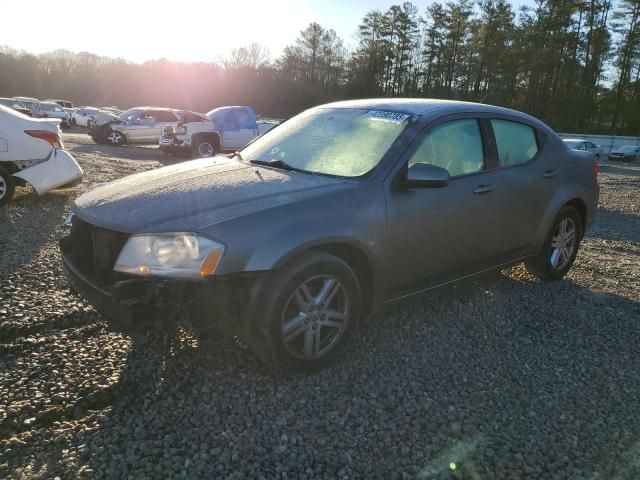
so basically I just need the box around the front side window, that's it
[491,119,538,167]
[242,108,410,177]
[408,119,485,177]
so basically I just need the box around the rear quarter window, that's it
[491,119,539,167]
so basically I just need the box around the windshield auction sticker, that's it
[365,110,410,124]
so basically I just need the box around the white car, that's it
[562,138,603,160]
[72,107,103,127]
[13,96,39,111]
[159,106,278,157]
[608,145,640,162]
[31,102,72,127]
[88,110,120,127]
[45,99,77,119]
[0,105,83,205]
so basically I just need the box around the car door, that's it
[384,116,504,295]
[485,117,560,255]
[125,111,154,142]
[220,109,242,150]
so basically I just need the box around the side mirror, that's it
[406,163,450,188]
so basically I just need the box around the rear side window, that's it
[154,111,178,122]
[491,119,538,167]
[408,119,485,177]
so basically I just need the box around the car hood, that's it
[73,157,350,232]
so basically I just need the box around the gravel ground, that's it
[1,131,639,480]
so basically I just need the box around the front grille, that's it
[64,217,130,286]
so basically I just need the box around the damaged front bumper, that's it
[60,245,265,339]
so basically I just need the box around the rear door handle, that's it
[472,184,496,195]
[542,169,559,179]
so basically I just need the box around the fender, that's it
[530,185,594,255]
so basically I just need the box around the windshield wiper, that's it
[249,158,300,172]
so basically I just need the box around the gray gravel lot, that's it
[1,130,639,479]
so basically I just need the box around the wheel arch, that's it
[564,197,587,236]
[271,239,376,313]
[192,132,221,152]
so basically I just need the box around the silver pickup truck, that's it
[159,106,279,157]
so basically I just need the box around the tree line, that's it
[0,0,638,135]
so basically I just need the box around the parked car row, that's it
[88,105,279,157]
[562,138,639,162]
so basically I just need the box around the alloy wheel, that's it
[0,176,6,200]
[281,275,350,360]
[108,132,122,144]
[550,217,577,270]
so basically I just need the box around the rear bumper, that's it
[13,149,83,195]
[60,243,266,338]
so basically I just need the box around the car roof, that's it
[316,98,549,127]
[319,98,517,115]
[562,138,586,142]
[40,101,61,107]
[132,106,178,111]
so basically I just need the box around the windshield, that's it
[241,108,410,177]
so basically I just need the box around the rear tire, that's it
[250,251,361,374]
[525,206,582,281]
[0,166,16,206]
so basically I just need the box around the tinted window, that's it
[408,119,484,177]
[491,119,538,167]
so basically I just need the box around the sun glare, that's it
[0,0,312,62]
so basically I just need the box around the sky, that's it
[0,0,534,63]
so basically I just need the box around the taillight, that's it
[25,130,63,149]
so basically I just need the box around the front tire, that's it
[192,137,219,158]
[251,251,361,374]
[0,166,16,206]
[525,206,582,281]
[106,129,126,146]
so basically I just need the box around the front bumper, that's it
[61,245,265,338]
[159,136,189,154]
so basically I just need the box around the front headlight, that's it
[113,233,225,278]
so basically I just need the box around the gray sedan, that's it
[60,99,599,373]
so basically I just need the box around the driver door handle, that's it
[472,184,496,195]
[542,169,559,179]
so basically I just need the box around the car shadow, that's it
[29,268,640,479]
[599,163,640,177]
[67,141,178,166]
[587,208,640,244]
